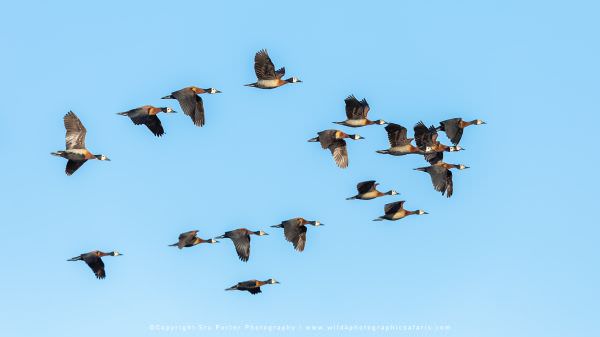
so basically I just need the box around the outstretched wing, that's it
[428,166,453,197]
[414,121,437,149]
[329,139,348,168]
[66,160,87,176]
[131,115,164,137]
[384,201,405,214]
[254,49,277,80]
[64,111,87,149]
[275,67,285,79]
[344,95,370,119]
[440,118,464,145]
[83,255,106,279]
[385,123,409,147]
[283,221,307,252]
[173,89,205,127]
[356,180,377,194]
[231,234,251,262]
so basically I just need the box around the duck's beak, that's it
[215,90,222,93]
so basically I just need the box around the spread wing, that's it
[344,95,370,119]
[173,89,205,127]
[131,114,164,137]
[329,139,348,168]
[275,67,285,79]
[440,118,464,145]
[64,111,87,149]
[254,49,277,80]
[428,166,453,197]
[357,180,377,194]
[83,255,106,279]
[385,123,409,147]
[316,130,336,149]
[248,286,262,295]
[425,151,444,165]
[177,230,199,248]
[384,201,405,214]
[414,121,438,149]
[65,160,87,176]
[283,221,307,252]
[231,234,251,262]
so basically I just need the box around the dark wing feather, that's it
[425,151,443,165]
[64,111,87,149]
[275,67,285,79]
[131,115,164,137]
[344,95,369,119]
[83,254,106,279]
[178,230,198,249]
[385,123,409,147]
[414,121,438,149]
[248,287,262,294]
[316,130,336,149]
[384,201,405,214]
[440,118,463,145]
[254,49,277,80]
[357,180,377,194]
[428,166,453,197]
[329,139,348,168]
[231,234,251,262]
[66,160,86,175]
[283,220,307,252]
[173,89,205,127]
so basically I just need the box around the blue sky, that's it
[1,0,599,336]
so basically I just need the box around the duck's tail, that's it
[346,195,357,200]
[161,94,174,99]
[225,286,237,291]
[116,111,129,116]
[372,217,385,221]
[244,83,258,87]
[168,243,179,248]
[67,255,81,261]
[51,151,65,157]
[376,150,389,154]
[307,137,319,142]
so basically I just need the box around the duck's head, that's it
[449,145,464,152]
[254,230,269,236]
[94,154,110,161]
[457,164,469,170]
[374,119,388,125]
[416,210,428,215]
[207,238,219,244]
[350,134,364,140]
[161,107,176,113]
[389,190,399,196]
[286,77,302,84]
[266,278,280,284]
[309,220,323,226]
[110,251,123,256]
[475,119,486,125]
[206,88,222,94]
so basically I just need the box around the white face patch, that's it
[166,107,173,113]
[391,191,398,195]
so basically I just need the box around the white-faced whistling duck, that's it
[376,123,424,156]
[346,180,399,200]
[215,228,268,262]
[67,250,122,279]
[244,49,301,89]
[414,152,469,198]
[225,279,279,295]
[373,201,427,221]
[437,117,486,145]
[308,130,364,168]
[414,121,463,163]
[161,86,221,127]
[270,217,323,252]
[117,105,176,137]
[51,111,110,175]
[169,230,219,249]
[333,95,386,127]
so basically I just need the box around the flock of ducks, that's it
[56,49,485,294]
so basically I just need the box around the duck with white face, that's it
[334,95,388,127]
[245,49,302,89]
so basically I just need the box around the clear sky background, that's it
[1,1,599,336]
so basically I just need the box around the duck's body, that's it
[437,118,486,145]
[376,123,424,156]
[51,111,110,175]
[333,95,386,128]
[308,129,363,168]
[117,105,175,137]
[67,250,122,279]
[226,278,279,294]
[169,230,219,249]
[162,86,221,127]
[347,180,398,200]
[373,201,427,221]
[215,228,268,262]
[271,217,323,252]
[245,49,301,89]
[415,161,468,198]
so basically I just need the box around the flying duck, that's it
[51,111,110,175]
[169,230,219,249]
[67,250,122,279]
[226,279,279,295]
[373,201,427,221]
[244,49,301,89]
[161,86,221,127]
[414,152,469,198]
[333,95,386,127]
[437,118,486,145]
[346,180,399,200]
[414,121,463,163]
[117,105,176,137]
[376,123,424,156]
[271,217,323,252]
[308,130,364,168]
[215,228,268,262]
